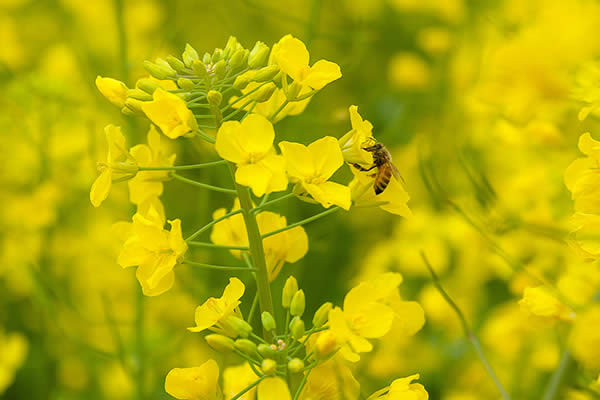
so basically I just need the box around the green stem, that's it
[269,99,289,122]
[183,260,256,272]
[252,192,296,213]
[134,285,145,400]
[223,99,256,122]
[185,209,243,242]
[196,128,216,144]
[421,252,511,400]
[248,293,259,325]
[261,207,340,239]
[223,82,269,111]
[542,350,572,400]
[231,376,266,400]
[293,364,315,400]
[230,163,275,340]
[187,241,249,250]
[138,160,227,171]
[170,172,236,194]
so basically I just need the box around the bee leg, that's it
[352,163,376,172]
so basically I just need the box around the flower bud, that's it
[286,81,302,101]
[126,88,152,101]
[257,343,277,359]
[202,52,212,64]
[315,331,338,357]
[261,359,277,375]
[177,78,195,91]
[261,312,277,332]
[143,60,176,80]
[207,90,223,108]
[224,36,241,58]
[213,59,227,80]
[124,97,145,114]
[248,41,270,69]
[182,43,199,67]
[234,338,258,356]
[287,358,304,374]
[233,71,256,90]
[225,316,253,338]
[96,76,128,108]
[166,56,187,73]
[252,82,276,103]
[254,65,280,82]
[282,276,299,309]
[312,302,332,328]
[289,317,305,340]
[136,78,160,94]
[229,48,248,70]
[290,290,305,317]
[192,60,209,79]
[205,334,235,352]
[212,48,224,63]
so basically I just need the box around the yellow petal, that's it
[165,360,220,400]
[239,114,275,155]
[223,277,245,304]
[137,264,175,296]
[304,181,351,210]
[352,302,394,338]
[236,163,273,197]
[307,136,344,180]
[96,76,128,108]
[279,141,315,179]
[275,35,310,82]
[257,377,291,400]
[216,121,246,164]
[303,59,342,90]
[285,226,308,263]
[391,301,426,336]
[168,219,188,258]
[90,168,112,207]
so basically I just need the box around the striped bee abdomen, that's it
[374,164,392,195]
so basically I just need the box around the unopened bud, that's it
[261,359,277,374]
[316,331,337,357]
[261,312,277,332]
[312,302,332,328]
[254,65,280,82]
[233,71,256,90]
[192,60,209,79]
[282,276,299,309]
[234,339,258,356]
[166,56,187,73]
[287,358,304,373]
[177,78,195,90]
[257,343,277,359]
[143,60,176,80]
[248,41,270,69]
[225,316,253,338]
[229,48,248,70]
[290,317,305,340]
[286,81,302,101]
[290,290,305,317]
[182,43,199,67]
[212,48,224,63]
[213,59,227,80]
[124,97,145,114]
[202,52,212,65]
[252,82,276,103]
[127,88,152,101]
[207,90,223,107]
[224,36,240,58]
[136,78,160,94]
[205,334,235,352]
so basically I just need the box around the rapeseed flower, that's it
[368,374,429,400]
[164,359,221,400]
[142,88,197,139]
[95,76,128,108]
[565,132,600,214]
[519,286,575,321]
[257,377,291,400]
[569,305,600,369]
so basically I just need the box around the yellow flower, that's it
[90,124,137,208]
[0,330,28,395]
[565,133,600,214]
[257,377,291,400]
[572,62,600,120]
[210,200,308,281]
[298,358,360,400]
[568,213,600,260]
[95,76,128,108]
[279,137,351,210]
[349,165,412,217]
[338,105,375,166]
[223,363,259,400]
[116,202,187,296]
[216,114,288,197]
[142,88,197,139]
[128,126,176,205]
[519,286,575,321]
[165,359,221,400]
[188,277,245,337]
[230,83,311,123]
[368,374,428,400]
[272,34,342,91]
[569,305,600,369]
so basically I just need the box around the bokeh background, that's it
[2,0,600,399]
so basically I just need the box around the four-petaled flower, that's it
[165,359,221,400]
[367,374,429,400]
[142,88,198,139]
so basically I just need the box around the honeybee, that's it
[352,139,404,195]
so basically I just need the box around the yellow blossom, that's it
[223,363,259,400]
[165,359,221,400]
[272,34,342,91]
[95,76,128,108]
[90,124,137,208]
[188,277,245,337]
[215,114,288,197]
[368,374,429,400]
[350,166,412,217]
[564,133,600,214]
[572,62,600,120]
[279,137,351,210]
[230,83,311,123]
[257,377,291,400]
[116,202,187,296]
[568,213,600,260]
[519,286,575,321]
[142,88,197,139]
[338,105,375,166]
[299,358,360,400]
[569,305,600,369]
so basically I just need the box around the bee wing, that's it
[389,162,405,184]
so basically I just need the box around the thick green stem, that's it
[229,163,275,341]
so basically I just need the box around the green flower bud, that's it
[312,302,332,328]
[212,48,224,63]
[166,56,187,73]
[248,41,270,69]
[225,316,253,338]
[202,52,212,64]
[121,106,135,116]
[224,36,241,58]
[182,43,199,68]
[257,343,277,359]
[286,81,302,101]
[282,276,299,309]
[177,78,195,91]
[261,359,277,375]
[143,60,176,80]
[192,60,209,79]
[261,311,277,332]
[252,82,276,103]
[205,334,235,352]
[229,48,248,70]
[135,78,160,94]
[290,317,305,340]
[287,358,304,374]
[234,338,258,356]
[213,59,227,80]
[254,65,280,82]
[233,71,256,90]
[126,88,152,101]
[290,289,305,317]
[207,90,223,108]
